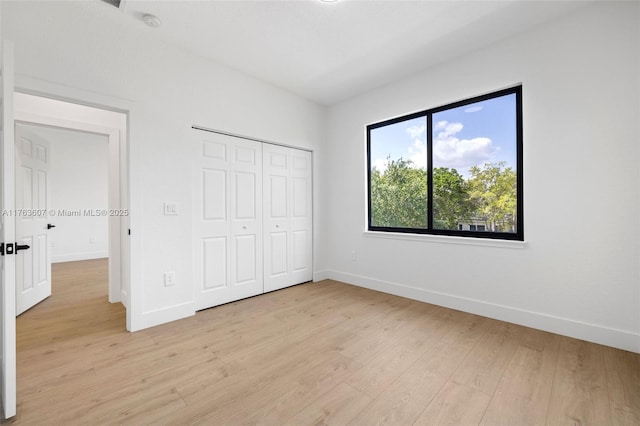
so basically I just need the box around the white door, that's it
[263,144,312,292]
[262,145,290,291]
[289,148,313,285]
[194,130,263,310]
[0,40,17,419]
[14,124,51,315]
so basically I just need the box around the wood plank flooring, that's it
[3,259,639,425]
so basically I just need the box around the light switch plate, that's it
[164,202,178,215]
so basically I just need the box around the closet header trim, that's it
[191,125,313,153]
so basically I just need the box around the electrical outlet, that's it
[164,271,176,287]
[351,250,357,261]
[89,236,95,244]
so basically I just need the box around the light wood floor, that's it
[3,259,639,425]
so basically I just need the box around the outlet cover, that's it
[164,271,176,287]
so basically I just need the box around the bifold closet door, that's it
[263,144,312,292]
[194,130,263,310]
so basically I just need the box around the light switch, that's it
[164,202,178,215]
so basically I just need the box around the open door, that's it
[0,40,17,419]
[14,124,51,315]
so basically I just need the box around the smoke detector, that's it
[142,13,162,28]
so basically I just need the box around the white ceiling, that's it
[96,0,592,105]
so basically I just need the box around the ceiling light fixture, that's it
[142,13,162,28]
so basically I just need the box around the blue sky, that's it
[370,93,517,178]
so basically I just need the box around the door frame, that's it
[1,39,17,420]
[11,82,136,330]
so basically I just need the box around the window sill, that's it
[363,230,528,249]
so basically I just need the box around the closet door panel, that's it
[196,134,232,309]
[195,131,263,309]
[263,145,291,292]
[289,149,313,284]
[269,232,288,276]
[202,169,226,221]
[263,145,312,292]
[202,237,226,290]
[234,234,257,284]
[229,139,262,298]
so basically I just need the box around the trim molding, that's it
[52,252,108,263]
[326,270,640,354]
[313,269,331,282]
[120,289,128,309]
[134,302,196,331]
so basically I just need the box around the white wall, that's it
[323,2,640,352]
[25,125,109,263]
[2,1,326,330]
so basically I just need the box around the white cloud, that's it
[375,120,496,175]
[433,120,497,171]
[434,121,463,139]
[408,138,427,170]
[406,124,426,139]
[464,106,483,113]
[372,157,388,173]
[404,124,427,170]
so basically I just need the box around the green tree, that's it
[432,167,474,230]
[371,157,427,228]
[371,159,517,233]
[467,161,517,232]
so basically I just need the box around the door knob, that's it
[15,243,30,253]
[47,224,56,229]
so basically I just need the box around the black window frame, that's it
[366,86,523,241]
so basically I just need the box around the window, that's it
[367,86,523,241]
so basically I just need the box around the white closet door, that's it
[194,131,263,310]
[289,149,312,285]
[263,144,312,292]
[263,145,290,291]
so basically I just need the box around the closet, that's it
[193,129,312,311]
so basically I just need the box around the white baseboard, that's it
[133,301,196,331]
[326,270,640,354]
[52,251,109,263]
[313,269,331,282]
[120,289,128,309]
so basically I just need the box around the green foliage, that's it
[432,167,473,230]
[371,157,427,228]
[371,159,517,233]
[467,161,517,232]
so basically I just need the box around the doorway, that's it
[14,123,110,316]
[13,92,129,317]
